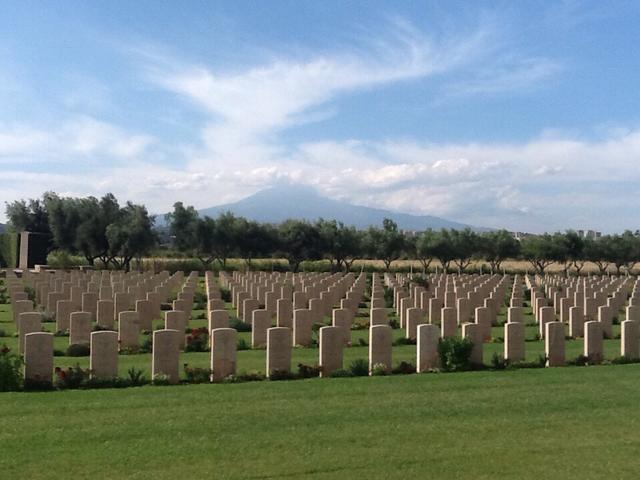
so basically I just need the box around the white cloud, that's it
[2,16,638,236]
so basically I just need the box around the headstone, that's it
[475,306,491,341]
[441,307,457,338]
[81,292,98,322]
[405,307,424,340]
[598,305,613,339]
[462,322,482,367]
[319,326,343,377]
[416,324,439,372]
[507,307,524,324]
[114,292,132,321]
[504,322,525,362]
[96,300,115,329]
[13,300,33,326]
[209,309,229,332]
[69,311,91,345]
[118,311,140,350]
[252,309,271,348]
[368,325,392,375]
[90,331,118,378]
[569,305,585,338]
[332,308,352,346]
[539,306,555,338]
[266,327,292,377]
[277,298,293,328]
[165,310,187,349]
[59,293,77,328]
[136,299,154,330]
[152,329,181,384]
[370,308,388,327]
[210,328,236,381]
[24,332,53,386]
[19,312,42,355]
[621,320,640,359]
[293,309,313,347]
[243,298,259,324]
[584,321,603,364]
[545,321,565,367]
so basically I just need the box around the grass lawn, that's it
[2,365,640,479]
[1,275,638,478]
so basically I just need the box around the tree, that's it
[106,203,156,272]
[165,202,198,253]
[191,212,240,268]
[449,228,480,273]
[430,229,456,273]
[5,197,53,252]
[414,230,437,273]
[480,230,521,273]
[583,236,609,274]
[316,219,362,272]
[277,219,322,272]
[607,231,640,274]
[563,230,585,275]
[365,218,405,270]
[520,234,564,274]
[235,219,277,269]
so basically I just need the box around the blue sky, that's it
[1,0,640,232]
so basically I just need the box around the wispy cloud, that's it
[445,56,562,97]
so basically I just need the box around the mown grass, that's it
[2,365,640,479]
[1,275,639,478]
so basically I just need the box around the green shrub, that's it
[0,232,19,268]
[185,327,209,352]
[329,369,353,378]
[394,337,416,346]
[237,338,250,351]
[490,352,507,370]
[566,355,589,366]
[127,367,147,386]
[54,365,90,389]
[222,371,266,383]
[297,363,320,378]
[139,336,153,353]
[437,337,474,372]
[392,361,415,375]
[152,373,171,386]
[507,355,546,369]
[184,364,212,383]
[229,318,252,332]
[371,363,389,376]
[383,288,394,308]
[608,356,640,365]
[84,376,130,389]
[269,369,296,381]
[220,288,232,303]
[348,358,369,377]
[0,345,23,391]
[66,343,90,357]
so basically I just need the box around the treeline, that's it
[3,193,640,275]
[166,203,640,275]
[3,193,155,271]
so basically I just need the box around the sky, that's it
[1,0,640,233]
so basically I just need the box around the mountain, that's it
[193,185,487,231]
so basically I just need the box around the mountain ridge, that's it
[188,185,488,231]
